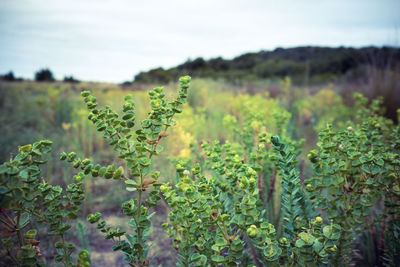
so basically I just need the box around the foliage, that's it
[0,140,90,266]
[61,76,191,266]
[133,46,400,85]
[1,76,399,266]
[293,88,351,133]
[35,68,55,82]
[1,71,16,81]
[64,76,80,83]
[306,94,400,265]
[161,138,341,266]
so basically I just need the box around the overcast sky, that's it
[0,0,399,82]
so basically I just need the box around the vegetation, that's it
[0,75,399,266]
[133,46,400,85]
[0,71,16,81]
[0,71,24,82]
[63,76,80,83]
[35,69,55,82]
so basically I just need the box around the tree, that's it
[63,75,80,83]
[35,68,55,82]
[0,71,15,81]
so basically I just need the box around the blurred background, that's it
[1,0,399,266]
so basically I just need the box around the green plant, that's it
[0,140,90,267]
[1,75,399,267]
[161,137,341,266]
[62,76,192,266]
[306,94,400,265]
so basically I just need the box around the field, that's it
[0,77,399,266]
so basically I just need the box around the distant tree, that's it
[134,67,172,84]
[181,57,207,71]
[63,75,80,83]
[0,71,17,81]
[35,68,55,82]
[132,46,400,85]
[120,81,133,86]
[209,57,230,71]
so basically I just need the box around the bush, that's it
[0,71,16,81]
[1,76,399,266]
[35,68,55,82]
[63,75,80,83]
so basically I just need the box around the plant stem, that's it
[0,217,15,230]
[0,207,15,226]
[216,222,230,242]
[135,172,144,265]
[61,234,70,266]
[16,210,23,248]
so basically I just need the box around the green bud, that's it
[81,159,91,166]
[24,229,37,239]
[19,144,32,153]
[113,166,124,179]
[327,245,337,252]
[67,152,77,162]
[248,177,257,186]
[315,216,323,225]
[306,184,313,191]
[73,159,81,168]
[74,174,83,182]
[179,76,191,84]
[247,225,258,238]
[81,91,90,97]
[60,152,67,160]
[220,214,230,222]
[176,164,184,172]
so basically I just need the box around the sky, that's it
[0,0,399,83]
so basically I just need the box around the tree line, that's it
[133,46,400,84]
[0,69,79,83]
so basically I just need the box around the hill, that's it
[133,46,400,84]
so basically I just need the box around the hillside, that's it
[133,46,400,84]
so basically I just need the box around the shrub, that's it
[63,76,80,83]
[0,71,16,81]
[1,76,399,266]
[0,140,90,266]
[35,68,55,82]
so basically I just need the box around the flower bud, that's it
[328,245,337,252]
[179,76,191,84]
[247,225,258,238]
[81,91,90,97]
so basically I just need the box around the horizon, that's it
[2,45,399,83]
[1,0,399,83]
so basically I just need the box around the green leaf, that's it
[323,224,341,240]
[126,187,137,192]
[211,255,225,263]
[19,212,30,228]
